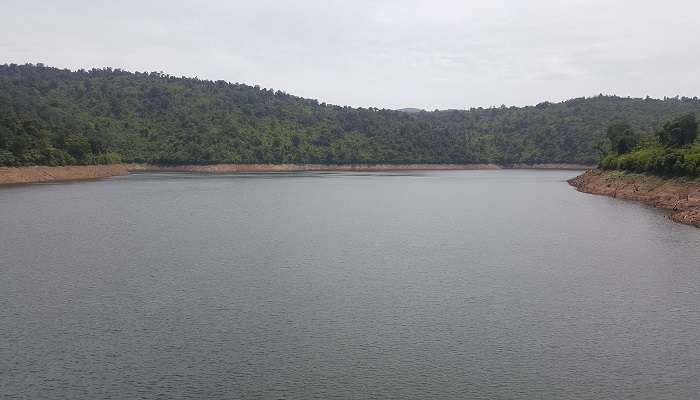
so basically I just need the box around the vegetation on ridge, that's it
[601,113,700,176]
[3,63,700,167]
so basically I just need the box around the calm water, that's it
[1,170,699,399]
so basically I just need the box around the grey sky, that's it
[2,0,700,109]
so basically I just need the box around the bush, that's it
[600,154,619,170]
[602,115,700,177]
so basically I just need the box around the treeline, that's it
[3,63,700,166]
[601,113,700,176]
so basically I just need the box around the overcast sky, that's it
[2,0,700,109]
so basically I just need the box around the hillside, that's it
[3,63,700,166]
[396,108,425,114]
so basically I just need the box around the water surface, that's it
[1,170,699,399]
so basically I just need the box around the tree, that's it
[4,64,700,167]
[592,138,609,159]
[600,113,700,177]
[606,123,639,154]
[64,132,91,161]
[616,130,640,154]
[657,113,698,147]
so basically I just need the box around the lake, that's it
[1,170,699,399]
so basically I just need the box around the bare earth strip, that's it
[0,163,593,185]
[125,163,593,173]
[569,169,700,228]
[0,165,130,185]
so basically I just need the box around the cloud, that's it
[2,0,699,109]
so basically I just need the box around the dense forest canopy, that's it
[3,63,700,167]
[601,113,700,176]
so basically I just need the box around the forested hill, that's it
[3,63,700,166]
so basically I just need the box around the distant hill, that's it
[396,108,425,114]
[2,63,700,166]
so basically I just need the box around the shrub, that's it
[602,115,700,177]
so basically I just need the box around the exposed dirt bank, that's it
[0,164,129,185]
[1,163,593,185]
[569,169,700,228]
[126,163,502,173]
[126,163,593,173]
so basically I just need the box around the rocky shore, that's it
[569,169,700,228]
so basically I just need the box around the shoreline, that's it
[126,162,594,173]
[0,164,130,185]
[8,164,697,228]
[568,169,700,228]
[0,163,593,185]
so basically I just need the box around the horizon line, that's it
[3,62,698,112]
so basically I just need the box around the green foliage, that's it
[3,63,700,166]
[602,114,700,176]
[64,132,91,162]
[606,123,640,154]
[0,149,17,165]
[657,112,698,147]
